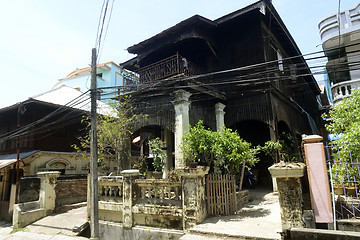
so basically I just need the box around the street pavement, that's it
[181,188,282,240]
[0,207,88,240]
[0,189,281,239]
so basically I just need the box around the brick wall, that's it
[55,178,87,207]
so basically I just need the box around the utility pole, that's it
[15,103,22,204]
[90,48,99,240]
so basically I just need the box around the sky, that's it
[0,0,358,109]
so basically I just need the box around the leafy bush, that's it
[148,137,166,172]
[181,121,258,174]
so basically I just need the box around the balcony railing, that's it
[331,79,360,104]
[135,53,204,83]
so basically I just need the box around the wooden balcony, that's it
[136,54,204,83]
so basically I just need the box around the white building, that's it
[319,2,360,105]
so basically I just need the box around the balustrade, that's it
[98,176,123,202]
[135,54,204,83]
[134,179,182,206]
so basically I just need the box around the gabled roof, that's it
[0,85,113,116]
[123,0,320,95]
[0,150,39,170]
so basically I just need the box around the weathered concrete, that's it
[0,207,88,239]
[237,190,250,209]
[99,220,184,240]
[268,163,306,231]
[177,167,209,230]
[122,169,140,229]
[215,102,225,132]
[287,228,360,240]
[172,90,191,169]
[337,218,360,232]
[13,171,61,228]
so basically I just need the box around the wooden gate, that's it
[206,174,237,216]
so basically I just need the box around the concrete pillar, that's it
[37,171,61,213]
[172,90,191,169]
[215,103,226,132]
[163,128,173,179]
[177,167,209,230]
[268,164,305,232]
[121,169,139,229]
[303,135,333,226]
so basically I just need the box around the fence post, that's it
[303,135,333,227]
[268,163,306,232]
[121,169,139,229]
[177,166,209,230]
[37,171,61,214]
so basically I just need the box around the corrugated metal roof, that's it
[0,151,39,170]
[0,85,114,116]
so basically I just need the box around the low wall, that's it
[12,200,46,228]
[236,190,250,210]
[55,178,87,207]
[99,220,184,240]
[337,219,360,232]
[287,228,360,240]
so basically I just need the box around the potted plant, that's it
[148,137,166,178]
[264,139,305,179]
[345,164,359,196]
[330,163,346,195]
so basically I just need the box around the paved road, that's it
[0,207,88,240]
[182,188,282,240]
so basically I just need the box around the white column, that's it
[172,90,192,169]
[37,171,61,213]
[215,102,226,132]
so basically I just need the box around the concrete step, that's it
[55,202,87,213]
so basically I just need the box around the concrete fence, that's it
[13,171,60,228]
[96,167,209,232]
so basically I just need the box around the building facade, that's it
[54,61,136,103]
[120,0,321,186]
[319,2,360,105]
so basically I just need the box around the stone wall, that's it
[236,190,250,210]
[55,178,87,207]
[19,177,40,203]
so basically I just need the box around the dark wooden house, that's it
[120,0,321,185]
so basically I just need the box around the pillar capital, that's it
[215,102,226,132]
[302,134,323,144]
[215,102,226,113]
[171,90,192,105]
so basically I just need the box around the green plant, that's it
[181,120,259,174]
[323,89,360,161]
[168,168,180,181]
[148,137,166,172]
[262,136,301,163]
[133,154,148,176]
[330,164,347,185]
[72,96,140,171]
[10,227,28,234]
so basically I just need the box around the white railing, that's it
[98,176,123,202]
[134,179,182,206]
[332,79,360,104]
